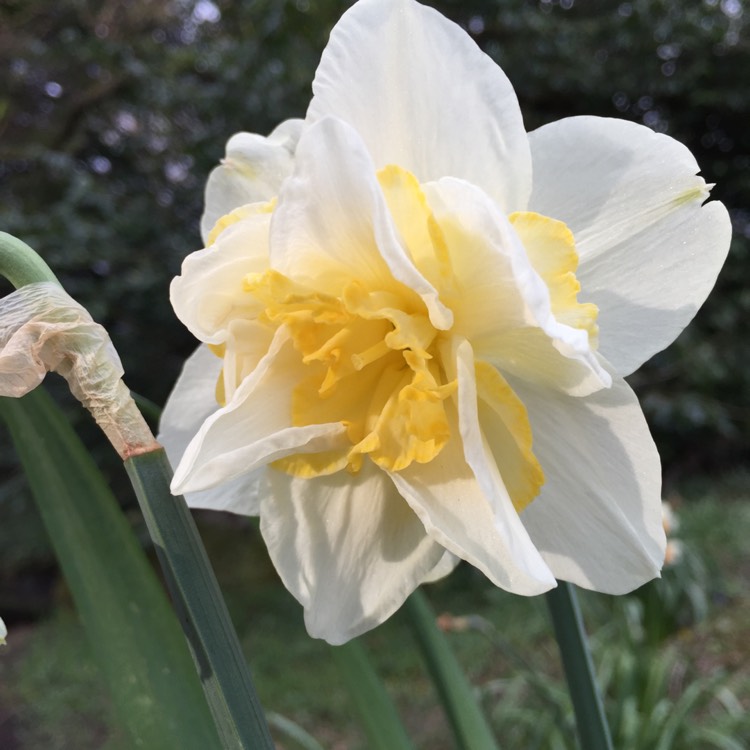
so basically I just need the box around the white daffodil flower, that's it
[160,0,731,644]
[0,616,6,646]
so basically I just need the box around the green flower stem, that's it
[125,448,274,750]
[403,588,500,750]
[546,581,614,750]
[0,231,59,287]
[332,640,415,750]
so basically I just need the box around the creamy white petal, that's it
[449,336,541,512]
[478,328,611,398]
[261,461,445,644]
[158,345,264,515]
[171,329,347,494]
[511,371,666,593]
[420,549,460,584]
[271,116,452,328]
[426,177,610,393]
[578,200,730,376]
[200,119,303,243]
[171,211,272,344]
[389,404,555,595]
[528,115,732,375]
[308,0,531,212]
[446,338,553,586]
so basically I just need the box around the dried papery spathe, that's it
[0,282,157,459]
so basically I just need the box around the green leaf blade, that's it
[403,588,500,750]
[0,387,221,750]
[331,639,415,750]
[125,448,274,750]
[546,581,614,750]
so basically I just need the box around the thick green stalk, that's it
[125,448,274,750]
[403,588,500,750]
[332,640,415,750]
[546,581,614,750]
[0,231,58,287]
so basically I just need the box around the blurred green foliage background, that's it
[0,0,748,605]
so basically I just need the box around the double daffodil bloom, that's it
[160,0,731,643]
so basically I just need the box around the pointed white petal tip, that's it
[528,115,732,375]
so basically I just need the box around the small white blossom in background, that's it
[661,500,678,537]
[664,539,683,567]
[160,0,731,644]
[0,616,6,646]
[662,500,683,567]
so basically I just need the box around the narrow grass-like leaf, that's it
[403,588,500,750]
[692,727,747,750]
[546,581,614,750]
[331,640,415,750]
[125,447,274,750]
[266,712,326,750]
[654,677,724,750]
[0,387,221,750]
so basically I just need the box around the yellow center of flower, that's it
[244,269,456,476]
[208,165,600,511]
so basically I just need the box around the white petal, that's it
[171,329,347,494]
[449,337,542,515]
[271,116,452,329]
[261,462,445,644]
[389,405,555,595]
[425,177,609,392]
[420,549,460,584]
[528,116,732,375]
[442,339,553,586]
[200,119,303,243]
[308,0,531,212]
[171,210,271,344]
[158,345,264,515]
[511,371,666,593]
